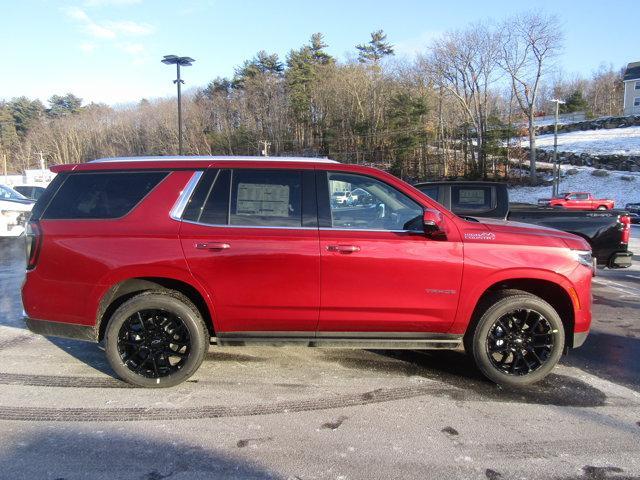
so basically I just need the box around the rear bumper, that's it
[24,317,97,342]
[608,251,633,269]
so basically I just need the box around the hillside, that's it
[532,126,640,156]
[508,166,640,208]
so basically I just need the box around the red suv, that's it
[22,157,593,388]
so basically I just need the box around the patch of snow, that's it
[526,126,640,156]
[508,165,640,209]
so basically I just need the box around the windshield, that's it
[0,184,28,201]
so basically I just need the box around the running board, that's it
[211,332,463,350]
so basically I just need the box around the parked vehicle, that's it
[13,184,47,200]
[544,192,615,210]
[625,203,640,214]
[0,184,34,237]
[415,181,633,269]
[23,157,593,388]
[628,213,640,225]
[331,190,353,206]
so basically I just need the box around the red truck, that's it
[547,192,615,210]
[22,156,593,388]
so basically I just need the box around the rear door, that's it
[316,170,463,334]
[179,168,320,334]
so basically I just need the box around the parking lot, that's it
[0,231,639,480]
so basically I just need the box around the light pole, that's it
[161,55,195,155]
[549,99,566,198]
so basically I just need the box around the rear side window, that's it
[42,171,167,219]
[230,170,302,227]
[451,186,495,214]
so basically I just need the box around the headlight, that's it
[571,250,593,268]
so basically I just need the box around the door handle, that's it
[326,244,361,253]
[195,242,230,251]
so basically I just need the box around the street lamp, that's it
[549,98,566,198]
[161,55,195,155]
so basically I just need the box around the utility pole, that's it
[549,99,565,198]
[161,55,195,155]
[36,151,46,182]
[259,140,271,157]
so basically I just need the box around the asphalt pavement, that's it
[0,230,638,480]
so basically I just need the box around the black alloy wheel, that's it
[486,308,554,376]
[117,309,191,379]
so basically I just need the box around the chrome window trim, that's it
[169,171,204,221]
[179,219,318,230]
[319,227,421,234]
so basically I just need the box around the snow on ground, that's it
[530,126,640,156]
[508,165,640,208]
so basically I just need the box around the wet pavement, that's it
[0,232,639,479]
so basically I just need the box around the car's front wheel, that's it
[466,290,565,386]
[104,290,209,388]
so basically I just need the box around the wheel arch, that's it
[465,278,576,350]
[96,277,215,342]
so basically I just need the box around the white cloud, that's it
[394,31,443,57]
[64,6,154,40]
[80,42,97,53]
[83,0,143,6]
[118,42,145,55]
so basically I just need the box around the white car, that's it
[0,184,35,237]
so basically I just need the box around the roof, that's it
[89,156,338,164]
[50,155,345,174]
[623,62,640,81]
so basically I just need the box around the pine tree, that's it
[559,90,589,114]
[356,30,394,64]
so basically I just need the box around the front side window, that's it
[42,171,167,219]
[575,193,589,200]
[326,172,422,231]
[634,96,640,107]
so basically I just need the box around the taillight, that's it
[620,215,631,244]
[25,221,42,270]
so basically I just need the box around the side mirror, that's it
[423,209,445,237]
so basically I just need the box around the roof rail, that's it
[89,156,339,164]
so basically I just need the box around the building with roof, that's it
[623,61,640,115]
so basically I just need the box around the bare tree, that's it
[499,12,563,181]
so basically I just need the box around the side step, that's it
[211,332,463,350]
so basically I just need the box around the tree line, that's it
[0,12,626,182]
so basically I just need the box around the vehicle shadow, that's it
[0,429,281,479]
[322,348,608,407]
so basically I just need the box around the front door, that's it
[317,171,463,334]
[179,168,320,334]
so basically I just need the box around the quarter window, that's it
[326,172,422,231]
[42,171,167,219]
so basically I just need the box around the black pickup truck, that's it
[414,181,633,269]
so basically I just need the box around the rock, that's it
[591,169,609,177]
[566,168,579,175]
[620,175,635,181]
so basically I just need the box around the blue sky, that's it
[1,0,635,105]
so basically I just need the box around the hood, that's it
[0,199,35,211]
[461,217,590,251]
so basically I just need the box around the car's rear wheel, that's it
[466,290,565,386]
[105,290,208,388]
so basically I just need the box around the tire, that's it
[597,206,607,210]
[466,289,565,386]
[104,290,209,388]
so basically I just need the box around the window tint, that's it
[327,172,422,231]
[43,171,167,219]
[418,185,439,202]
[182,169,231,225]
[229,170,302,227]
[574,193,589,200]
[451,186,495,213]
